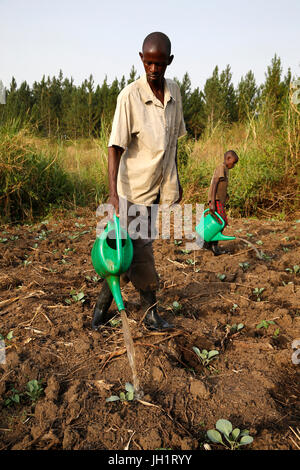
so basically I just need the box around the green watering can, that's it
[91,214,133,311]
[196,209,236,243]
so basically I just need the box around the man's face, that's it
[139,49,173,86]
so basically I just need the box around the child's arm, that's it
[209,177,219,215]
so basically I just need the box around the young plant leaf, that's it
[207,429,224,445]
[106,395,120,402]
[239,435,253,446]
[207,350,219,359]
[216,419,233,437]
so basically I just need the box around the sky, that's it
[0,0,299,91]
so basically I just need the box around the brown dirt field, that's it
[0,208,299,451]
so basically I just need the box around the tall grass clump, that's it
[0,122,108,222]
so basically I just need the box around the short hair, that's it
[142,32,171,56]
[224,150,239,161]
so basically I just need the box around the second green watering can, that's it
[196,209,236,243]
[91,214,133,311]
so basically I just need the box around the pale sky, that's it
[0,0,299,90]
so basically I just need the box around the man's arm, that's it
[108,145,124,216]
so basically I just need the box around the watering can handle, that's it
[203,209,225,229]
[113,213,123,272]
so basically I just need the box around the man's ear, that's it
[139,52,143,62]
[168,55,174,66]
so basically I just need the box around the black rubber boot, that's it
[203,241,213,251]
[140,290,173,331]
[211,241,226,256]
[92,280,113,330]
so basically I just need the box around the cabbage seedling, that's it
[106,383,135,403]
[239,262,250,272]
[253,287,265,301]
[25,380,44,403]
[207,419,253,450]
[256,319,275,331]
[226,323,244,334]
[193,347,219,367]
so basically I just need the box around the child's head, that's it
[139,32,174,86]
[224,150,239,169]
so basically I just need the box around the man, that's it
[92,32,186,331]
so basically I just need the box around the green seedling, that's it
[23,259,32,267]
[0,331,13,342]
[25,380,44,403]
[230,303,239,312]
[106,383,135,403]
[109,318,122,327]
[85,275,101,283]
[74,222,86,228]
[35,230,48,241]
[193,347,219,367]
[10,235,19,241]
[172,301,182,312]
[256,240,263,245]
[286,265,299,274]
[217,273,226,281]
[260,252,272,261]
[174,240,183,246]
[246,233,253,238]
[186,258,196,265]
[181,249,191,255]
[256,320,275,330]
[282,247,289,252]
[0,238,8,243]
[226,323,244,334]
[207,419,253,450]
[66,290,86,303]
[273,328,280,338]
[252,287,265,301]
[239,262,250,272]
[68,229,91,240]
[4,388,23,407]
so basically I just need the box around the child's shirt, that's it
[207,163,229,204]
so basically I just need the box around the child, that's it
[206,150,239,256]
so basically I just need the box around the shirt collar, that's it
[139,74,175,106]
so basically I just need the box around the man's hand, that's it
[108,193,119,218]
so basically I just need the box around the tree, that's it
[237,71,258,121]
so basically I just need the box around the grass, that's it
[1,99,299,222]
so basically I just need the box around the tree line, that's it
[0,55,292,139]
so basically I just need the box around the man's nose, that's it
[150,63,159,73]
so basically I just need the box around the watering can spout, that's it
[106,275,125,312]
[211,233,236,242]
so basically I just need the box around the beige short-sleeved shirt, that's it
[207,163,229,204]
[108,74,187,206]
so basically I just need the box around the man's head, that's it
[139,32,173,86]
[224,150,239,169]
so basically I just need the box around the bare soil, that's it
[0,209,299,450]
